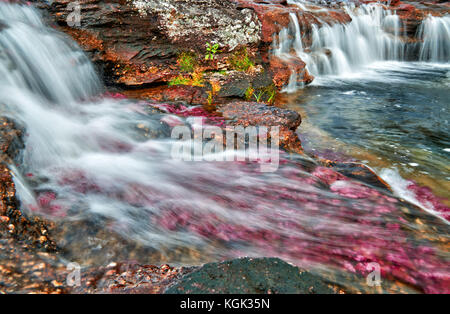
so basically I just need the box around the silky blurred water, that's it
[0,2,449,293]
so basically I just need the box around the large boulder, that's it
[217,101,303,153]
[165,257,339,294]
[41,0,262,87]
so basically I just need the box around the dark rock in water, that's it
[328,161,391,192]
[165,257,339,294]
[217,101,303,153]
[218,102,301,131]
[269,56,314,89]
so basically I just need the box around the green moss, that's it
[177,52,197,73]
[228,47,254,72]
[168,75,191,86]
[168,71,205,87]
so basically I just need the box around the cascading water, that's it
[274,3,406,79]
[418,15,450,62]
[307,5,405,74]
[1,3,449,293]
[274,2,449,90]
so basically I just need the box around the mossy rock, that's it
[165,257,338,294]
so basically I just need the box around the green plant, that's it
[254,90,265,102]
[178,52,197,73]
[267,90,276,104]
[168,71,205,87]
[205,43,219,61]
[244,86,254,101]
[228,47,254,72]
[207,90,213,105]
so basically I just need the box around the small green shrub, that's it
[254,90,265,102]
[205,43,220,61]
[228,47,254,72]
[178,52,197,73]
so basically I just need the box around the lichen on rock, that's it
[130,0,262,50]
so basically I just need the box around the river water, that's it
[292,62,450,202]
[0,2,449,293]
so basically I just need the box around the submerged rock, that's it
[165,257,340,294]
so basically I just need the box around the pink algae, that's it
[26,105,450,294]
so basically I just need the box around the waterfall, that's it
[1,3,449,292]
[274,4,405,80]
[418,15,450,62]
[0,4,101,106]
[273,3,450,91]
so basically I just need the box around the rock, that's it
[269,56,314,89]
[165,257,339,294]
[39,0,356,95]
[234,0,351,44]
[0,117,55,251]
[71,262,195,294]
[131,0,261,50]
[234,0,294,43]
[389,1,449,43]
[123,85,209,106]
[218,101,301,130]
[217,72,255,99]
[326,161,392,192]
[217,101,303,153]
[41,0,262,88]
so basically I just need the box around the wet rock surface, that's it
[165,257,340,294]
[35,0,448,94]
[217,101,303,153]
[269,56,314,89]
[0,117,61,293]
[1,0,449,294]
[36,0,324,96]
[0,117,55,251]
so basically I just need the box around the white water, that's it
[379,168,448,224]
[0,3,362,253]
[1,4,450,292]
[273,3,450,91]
[418,15,450,62]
